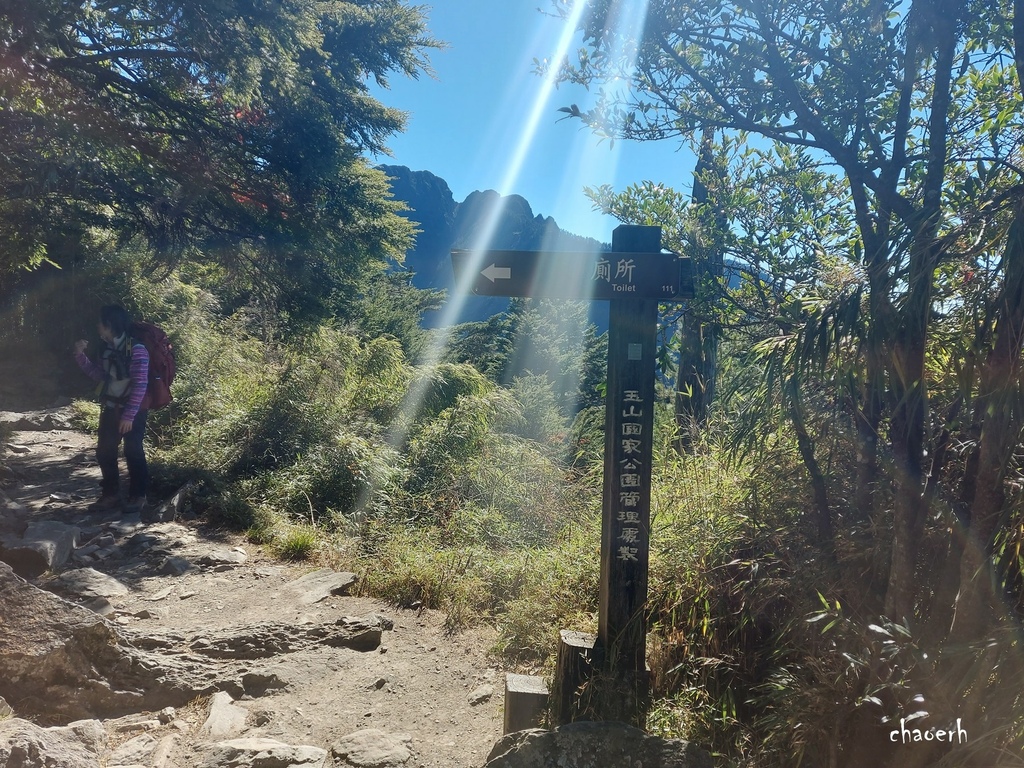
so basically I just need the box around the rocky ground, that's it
[0,408,509,768]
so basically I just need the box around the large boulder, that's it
[0,406,76,431]
[0,718,106,768]
[198,738,328,768]
[0,561,389,723]
[484,721,713,768]
[0,520,81,577]
[0,560,211,721]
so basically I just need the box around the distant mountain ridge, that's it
[378,165,604,326]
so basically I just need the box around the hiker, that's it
[73,305,149,513]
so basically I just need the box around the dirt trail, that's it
[1,418,506,767]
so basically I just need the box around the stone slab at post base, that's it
[552,630,596,726]
[504,673,549,734]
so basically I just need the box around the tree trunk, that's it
[787,382,834,550]
[674,127,724,454]
[949,202,1024,643]
[882,0,960,621]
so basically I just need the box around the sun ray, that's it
[368,1,654,516]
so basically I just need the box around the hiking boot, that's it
[124,496,147,514]
[87,493,121,513]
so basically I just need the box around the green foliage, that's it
[164,319,418,530]
[403,389,516,509]
[505,374,568,446]
[445,436,569,549]
[260,433,404,529]
[406,362,491,423]
[273,525,320,562]
[354,270,445,362]
[567,406,606,470]
[446,298,607,416]
[489,534,600,664]
[358,525,481,612]
[0,0,438,327]
[69,399,100,434]
[243,504,278,546]
[359,519,600,651]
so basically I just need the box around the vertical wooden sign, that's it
[451,225,690,726]
[597,226,659,719]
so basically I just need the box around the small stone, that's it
[468,684,494,706]
[202,691,248,740]
[159,556,194,576]
[108,731,158,766]
[115,719,160,733]
[252,710,273,727]
[368,613,395,630]
[85,597,116,616]
[55,567,129,599]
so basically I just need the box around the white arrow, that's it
[481,264,512,282]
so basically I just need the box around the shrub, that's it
[505,374,568,447]
[69,399,100,434]
[274,524,320,561]
[448,436,574,549]
[404,363,490,425]
[403,389,518,515]
[259,429,405,530]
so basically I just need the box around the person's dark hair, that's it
[99,305,132,337]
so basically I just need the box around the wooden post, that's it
[450,225,688,730]
[594,224,660,726]
[552,629,596,725]
[504,673,549,734]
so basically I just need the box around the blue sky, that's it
[367,1,697,243]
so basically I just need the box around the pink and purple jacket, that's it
[75,339,149,422]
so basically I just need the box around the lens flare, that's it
[368,0,653,507]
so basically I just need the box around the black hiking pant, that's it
[97,406,149,498]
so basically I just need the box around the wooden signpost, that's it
[452,225,693,727]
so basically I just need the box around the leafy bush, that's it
[404,363,490,425]
[259,430,405,529]
[69,399,100,434]
[505,374,568,446]
[448,436,573,549]
[403,389,516,512]
[274,524,320,561]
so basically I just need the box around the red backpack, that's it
[130,321,176,410]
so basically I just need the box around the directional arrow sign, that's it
[451,249,693,301]
[481,264,512,282]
